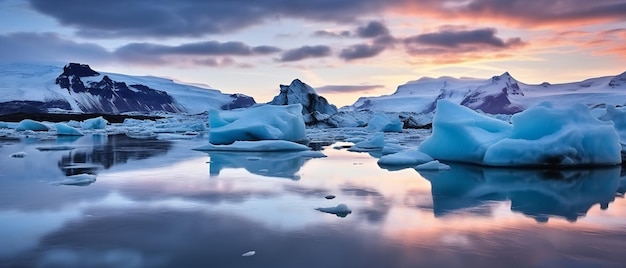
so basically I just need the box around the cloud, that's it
[0,32,111,63]
[0,32,280,68]
[356,21,390,38]
[114,41,280,63]
[403,27,524,58]
[112,41,280,65]
[339,44,387,60]
[278,45,332,62]
[393,0,626,27]
[24,0,626,39]
[313,30,351,38]
[315,84,384,93]
[27,0,392,38]
[404,28,520,48]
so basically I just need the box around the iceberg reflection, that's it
[419,164,624,222]
[202,151,324,180]
[57,134,172,175]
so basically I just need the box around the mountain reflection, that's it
[419,164,624,222]
[202,151,322,180]
[58,134,172,175]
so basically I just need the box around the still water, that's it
[1,134,625,268]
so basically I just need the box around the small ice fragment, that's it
[10,151,27,158]
[242,251,256,257]
[316,204,352,217]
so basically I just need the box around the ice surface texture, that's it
[367,113,403,132]
[55,123,84,136]
[15,119,48,131]
[419,100,621,167]
[81,116,108,130]
[208,104,307,145]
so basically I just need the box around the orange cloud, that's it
[389,0,626,28]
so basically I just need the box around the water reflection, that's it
[58,134,172,175]
[202,151,322,180]
[419,164,624,222]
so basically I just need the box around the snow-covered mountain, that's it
[268,79,338,125]
[0,62,255,115]
[334,71,626,127]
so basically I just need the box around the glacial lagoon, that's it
[1,132,626,268]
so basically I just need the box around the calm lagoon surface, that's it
[1,132,626,268]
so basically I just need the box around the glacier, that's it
[0,62,255,115]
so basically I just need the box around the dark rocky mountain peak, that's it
[268,78,338,125]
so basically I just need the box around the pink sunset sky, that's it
[1,0,625,106]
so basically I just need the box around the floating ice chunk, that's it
[50,174,96,186]
[345,137,366,143]
[126,131,157,139]
[66,120,81,128]
[316,204,352,217]
[81,116,108,130]
[10,151,27,158]
[54,123,84,136]
[194,140,310,152]
[154,120,206,133]
[350,132,384,151]
[208,104,307,145]
[483,102,621,166]
[419,100,512,164]
[377,149,433,166]
[15,119,48,131]
[241,251,256,257]
[0,122,8,128]
[420,100,621,166]
[415,160,451,171]
[367,113,403,132]
[381,143,406,155]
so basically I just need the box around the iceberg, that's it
[208,104,307,145]
[378,149,433,166]
[81,116,108,130]
[420,100,621,167]
[349,132,385,151]
[15,119,49,131]
[54,123,84,136]
[419,100,512,164]
[415,160,450,171]
[599,105,626,152]
[367,113,403,132]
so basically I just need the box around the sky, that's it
[0,0,625,106]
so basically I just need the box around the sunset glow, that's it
[1,0,624,106]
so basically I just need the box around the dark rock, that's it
[268,79,338,125]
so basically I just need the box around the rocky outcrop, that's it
[268,79,338,125]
